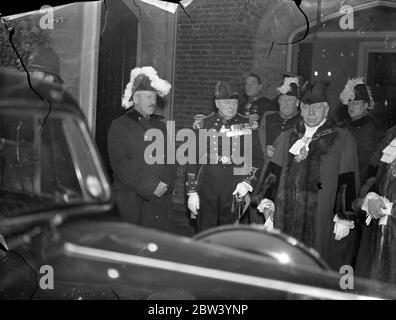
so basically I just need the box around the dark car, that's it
[0,68,396,300]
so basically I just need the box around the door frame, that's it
[286,0,396,72]
[357,40,396,79]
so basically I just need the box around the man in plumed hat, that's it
[107,66,176,231]
[257,80,360,271]
[251,74,303,224]
[339,78,385,193]
[186,81,264,231]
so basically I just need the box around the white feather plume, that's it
[277,77,300,95]
[339,77,364,105]
[121,66,171,109]
[340,77,374,110]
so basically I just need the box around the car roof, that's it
[0,67,82,116]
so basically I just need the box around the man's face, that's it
[245,76,262,98]
[216,99,238,120]
[278,95,298,118]
[348,100,368,119]
[133,91,157,116]
[301,102,329,127]
[30,71,57,83]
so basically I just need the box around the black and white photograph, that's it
[1,0,396,305]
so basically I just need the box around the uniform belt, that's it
[207,155,233,165]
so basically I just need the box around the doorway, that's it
[366,51,396,127]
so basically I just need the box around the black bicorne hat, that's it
[301,80,330,105]
[214,81,239,100]
[340,77,373,107]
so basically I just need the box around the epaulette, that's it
[193,112,215,129]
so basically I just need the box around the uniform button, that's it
[155,216,159,219]
[213,141,217,145]
[213,135,216,138]
[214,148,217,151]
[232,148,236,151]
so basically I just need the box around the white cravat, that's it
[289,118,327,156]
[380,137,396,164]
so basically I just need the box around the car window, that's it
[0,109,108,218]
[40,117,83,201]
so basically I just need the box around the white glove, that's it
[257,198,275,221]
[187,192,200,217]
[266,145,275,158]
[232,181,253,198]
[333,215,355,241]
[361,192,393,225]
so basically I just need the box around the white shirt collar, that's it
[303,118,327,138]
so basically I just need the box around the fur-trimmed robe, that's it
[275,118,360,271]
[355,126,396,284]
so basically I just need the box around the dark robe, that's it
[107,109,176,232]
[275,118,360,271]
[342,114,386,184]
[355,126,396,284]
[251,112,302,222]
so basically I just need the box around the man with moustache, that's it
[186,81,263,231]
[258,80,360,271]
[107,66,176,231]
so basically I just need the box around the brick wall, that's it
[173,0,291,129]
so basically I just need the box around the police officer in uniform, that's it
[186,81,264,231]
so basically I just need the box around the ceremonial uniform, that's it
[108,109,176,231]
[107,66,175,232]
[275,119,359,270]
[186,111,263,231]
[272,81,360,271]
[239,96,277,125]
